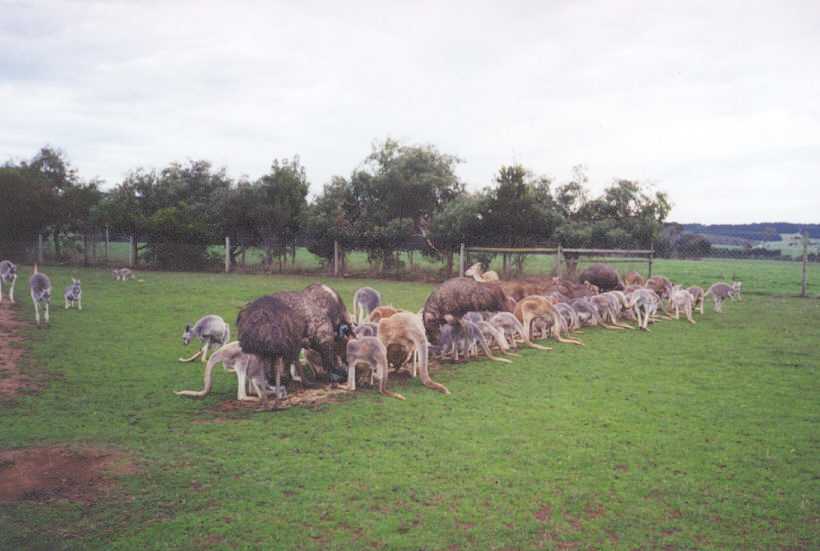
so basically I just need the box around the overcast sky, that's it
[1,1,818,224]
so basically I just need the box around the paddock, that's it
[0,264,817,550]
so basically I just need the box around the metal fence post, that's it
[648,251,654,278]
[459,243,465,277]
[801,231,809,297]
[225,236,231,273]
[105,226,110,261]
[37,233,44,264]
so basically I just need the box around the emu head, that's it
[182,324,193,345]
[336,322,352,341]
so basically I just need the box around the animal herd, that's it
[172,262,743,409]
[0,261,138,327]
[0,258,742,408]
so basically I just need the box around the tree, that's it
[307,139,464,273]
[555,178,670,249]
[428,193,485,276]
[305,177,357,269]
[247,157,309,270]
[0,167,52,257]
[483,166,563,244]
[62,181,104,265]
[19,147,80,259]
[98,160,235,269]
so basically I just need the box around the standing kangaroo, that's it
[29,265,52,327]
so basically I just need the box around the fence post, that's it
[333,240,339,277]
[37,233,44,264]
[91,231,97,264]
[502,253,508,278]
[129,235,135,267]
[225,236,231,273]
[555,244,562,278]
[648,251,654,278]
[105,226,110,261]
[801,231,809,297]
[459,243,465,276]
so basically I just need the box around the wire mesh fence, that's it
[3,229,816,297]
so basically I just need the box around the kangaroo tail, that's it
[415,341,450,395]
[175,348,223,398]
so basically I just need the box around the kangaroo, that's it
[687,286,706,315]
[704,282,738,313]
[175,341,282,404]
[668,288,696,324]
[179,315,230,363]
[0,260,18,304]
[514,295,583,346]
[464,262,500,282]
[352,287,381,324]
[29,265,51,327]
[346,337,405,400]
[378,312,449,395]
[112,268,136,281]
[625,288,661,331]
[63,278,82,310]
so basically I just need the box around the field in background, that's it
[0,265,817,550]
[712,233,820,258]
[92,241,820,297]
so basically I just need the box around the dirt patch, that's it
[535,504,553,522]
[0,446,137,504]
[211,385,354,413]
[203,359,449,416]
[0,305,41,400]
[584,503,606,520]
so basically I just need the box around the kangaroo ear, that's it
[185,324,191,332]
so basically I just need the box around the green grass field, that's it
[1,266,818,550]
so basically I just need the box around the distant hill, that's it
[677,223,820,242]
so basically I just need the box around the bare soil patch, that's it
[204,359,446,416]
[0,446,137,504]
[0,305,41,400]
[211,385,354,413]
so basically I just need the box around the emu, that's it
[578,263,624,292]
[421,277,515,345]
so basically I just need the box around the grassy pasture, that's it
[0,265,818,550]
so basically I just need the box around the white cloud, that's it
[1,0,818,223]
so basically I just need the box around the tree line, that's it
[1,141,671,273]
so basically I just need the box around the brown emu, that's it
[237,284,353,396]
[578,263,624,292]
[421,278,515,344]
